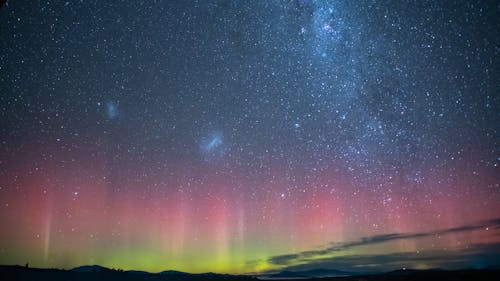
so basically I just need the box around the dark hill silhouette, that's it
[0,265,257,281]
[71,265,112,273]
[385,268,444,275]
[159,269,190,275]
[1,265,499,281]
[126,270,150,274]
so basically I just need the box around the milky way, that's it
[0,0,499,274]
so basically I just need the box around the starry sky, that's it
[0,0,499,274]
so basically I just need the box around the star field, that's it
[0,0,499,274]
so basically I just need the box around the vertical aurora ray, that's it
[42,203,52,262]
[0,143,499,273]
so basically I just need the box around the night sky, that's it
[1,0,499,274]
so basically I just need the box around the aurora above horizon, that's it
[0,0,499,275]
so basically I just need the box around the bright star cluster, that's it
[0,0,499,274]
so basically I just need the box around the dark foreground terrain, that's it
[1,265,499,281]
[0,265,256,281]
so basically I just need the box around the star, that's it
[0,0,498,275]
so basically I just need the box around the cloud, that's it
[283,243,500,272]
[268,254,300,265]
[265,217,500,267]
